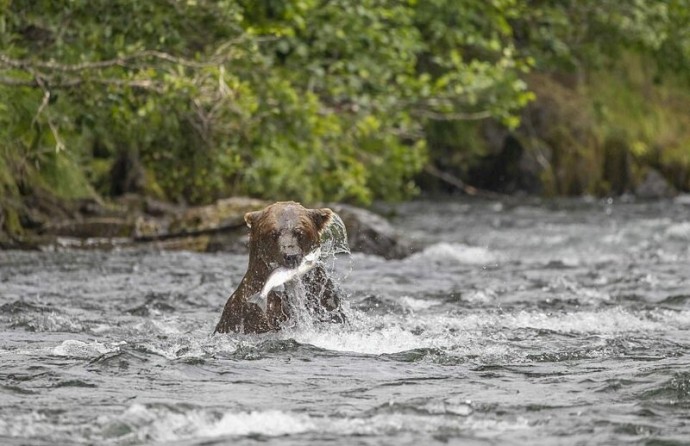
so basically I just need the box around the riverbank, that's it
[3,60,688,250]
[421,64,690,198]
[0,194,418,259]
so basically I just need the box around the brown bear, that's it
[214,201,345,334]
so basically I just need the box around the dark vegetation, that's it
[1,1,690,239]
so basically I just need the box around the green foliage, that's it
[589,56,690,191]
[425,0,690,196]
[1,0,690,221]
[0,0,530,208]
[512,1,690,195]
[512,0,690,79]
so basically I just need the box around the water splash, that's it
[267,210,352,330]
[248,248,321,312]
[320,211,350,258]
[319,211,352,283]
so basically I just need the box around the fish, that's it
[247,248,321,313]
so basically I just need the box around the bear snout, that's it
[283,253,302,267]
[278,233,303,267]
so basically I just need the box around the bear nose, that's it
[284,254,300,267]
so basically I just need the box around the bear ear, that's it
[244,210,262,229]
[309,208,334,234]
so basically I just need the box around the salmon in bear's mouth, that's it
[248,248,322,312]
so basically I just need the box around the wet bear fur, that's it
[214,201,344,334]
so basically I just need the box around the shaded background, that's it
[1,0,690,235]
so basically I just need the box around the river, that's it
[1,197,689,445]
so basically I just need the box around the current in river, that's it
[1,197,689,445]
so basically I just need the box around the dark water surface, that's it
[1,198,689,445]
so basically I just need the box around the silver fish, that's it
[247,248,321,313]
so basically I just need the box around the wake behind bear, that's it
[214,201,346,334]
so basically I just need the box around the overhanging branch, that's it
[413,109,492,121]
[0,74,165,92]
[0,50,215,72]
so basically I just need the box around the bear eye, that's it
[293,229,305,239]
[270,230,280,240]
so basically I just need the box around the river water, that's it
[1,198,689,445]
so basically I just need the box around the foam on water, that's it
[98,405,316,442]
[507,308,689,334]
[434,307,690,336]
[286,322,449,355]
[84,403,532,443]
[674,193,690,205]
[0,412,61,439]
[200,305,690,358]
[51,339,123,358]
[408,243,500,265]
[398,295,442,311]
[8,296,688,363]
[463,289,497,304]
[665,222,690,241]
[14,312,85,333]
[29,286,684,362]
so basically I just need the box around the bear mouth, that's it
[282,254,302,268]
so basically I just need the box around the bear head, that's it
[244,201,333,269]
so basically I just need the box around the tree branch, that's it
[0,50,213,72]
[31,74,65,153]
[0,74,165,92]
[413,109,493,121]
[424,164,504,198]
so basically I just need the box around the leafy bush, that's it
[0,0,530,208]
[1,0,689,233]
